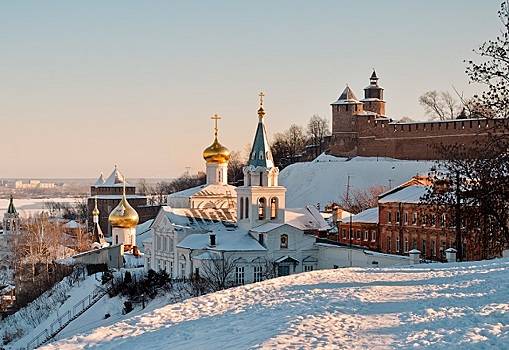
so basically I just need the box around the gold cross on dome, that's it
[258,91,265,107]
[211,113,221,137]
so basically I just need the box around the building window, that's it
[280,234,289,249]
[422,240,427,256]
[170,261,174,276]
[396,237,400,252]
[259,173,263,186]
[388,212,392,224]
[304,265,314,272]
[356,230,361,240]
[342,229,347,239]
[404,238,409,253]
[430,214,436,227]
[404,212,408,225]
[180,255,186,278]
[413,239,417,250]
[245,197,249,219]
[270,197,278,220]
[412,212,418,225]
[235,266,245,285]
[363,230,368,241]
[371,230,376,242]
[431,240,436,257]
[396,211,400,224]
[240,197,244,220]
[258,197,266,220]
[115,235,119,245]
[387,236,392,252]
[254,266,263,282]
[440,214,446,227]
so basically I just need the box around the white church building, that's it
[143,95,414,284]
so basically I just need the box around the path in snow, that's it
[43,259,509,349]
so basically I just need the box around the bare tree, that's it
[227,150,247,186]
[200,253,237,292]
[307,115,331,158]
[466,0,509,119]
[340,185,387,214]
[270,124,306,168]
[419,91,461,120]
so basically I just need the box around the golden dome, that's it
[108,194,139,229]
[92,197,100,216]
[203,137,230,164]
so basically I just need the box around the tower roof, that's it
[203,114,231,164]
[108,182,139,229]
[331,86,361,105]
[370,69,378,82]
[101,166,130,187]
[94,173,105,187]
[7,195,16,215]
[248,92,274,168]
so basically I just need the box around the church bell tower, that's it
[235,92,286,231]
[3,195,20,235]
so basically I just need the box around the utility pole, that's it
[349,213,353,267]
[455,171,463,261]
[345,175,351,203]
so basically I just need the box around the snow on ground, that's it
[0,197,82,218]
[279,155,434,208]
[43,259,509,349]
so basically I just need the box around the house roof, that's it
[378,185,428,204]
[177,229,266,252]
[251,206,331,233]
[343,207,379,224]
[168,183,237,199]
[161,206,237,230]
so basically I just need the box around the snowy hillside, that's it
[43,259,509,349]
[280,155,434,208]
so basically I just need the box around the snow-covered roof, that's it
[94,195,146,200]
[95,166,132,187]
[64,220,82,229]
[378,185,428,204]
[136,219,153,253]
[161,206,237,229]
[343,207,379,224]
[168,183,237,199]
[252,206,331,233]
[331,86,360,105]
[280,155,434,208]
[177,229,266,252]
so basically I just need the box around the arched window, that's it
[180,254,187,278]
[239,197,244,220]
[258,197,266,220]
[245,197,249,219]
[270,197,278,219]
[280,234,288,249]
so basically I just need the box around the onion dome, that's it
[92,197,100,217]
[203,114,230,164]
[108,184,139,229]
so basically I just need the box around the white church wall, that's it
[317,244,414,269]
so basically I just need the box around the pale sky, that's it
[0,1,501,178]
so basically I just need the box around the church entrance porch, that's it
[275,256,299,277]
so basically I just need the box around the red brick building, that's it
[338,207,379,251]
[328,71,509,160]
[337,177,481,262]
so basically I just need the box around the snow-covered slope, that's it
[43,259,509,349]
[279,155,434,208]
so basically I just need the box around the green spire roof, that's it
[7,195,17,214]
[248,105,274,168]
